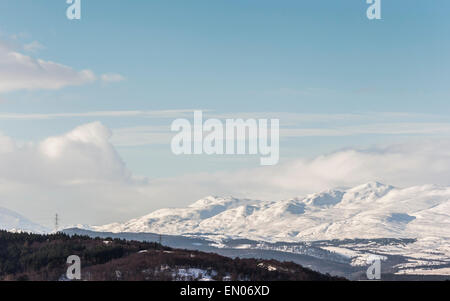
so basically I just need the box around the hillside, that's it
[0,231,345,281]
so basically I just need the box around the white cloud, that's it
[101,73,126,83]
[0,122,130,185]
[1,109,446,142]
[23,41,45,53]
[109,122,450,147]
[0,109,198,120]
[0,39,123,93]
[0,122,143,226]
[0,43,96,93]
[139,139,450,206]
[0,132,15,153]
[281,122,450,137]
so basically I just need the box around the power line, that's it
[55,213,59,233]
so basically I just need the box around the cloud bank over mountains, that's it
[0,121,450,227]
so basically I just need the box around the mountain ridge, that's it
[88,182,450,244]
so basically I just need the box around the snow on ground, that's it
[173,268,217,281]
[91,183,450,246]
[396,267,450,275]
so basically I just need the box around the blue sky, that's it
[0,1,449,226]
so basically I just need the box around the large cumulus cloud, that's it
[0,122,130,184]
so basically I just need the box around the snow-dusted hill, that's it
[91,182,450,243]
[0,207,49,234]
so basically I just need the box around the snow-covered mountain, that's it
[0,207,49,234]
[90,182,450,243]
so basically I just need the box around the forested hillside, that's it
[0,231,345,281]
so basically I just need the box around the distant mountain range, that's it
[89,182,450,243]
[82,182,450,277]
[1,182,449,278]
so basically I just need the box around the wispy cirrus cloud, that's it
[0,42,96,93]
[101,73,126,83]
[1,110,449,147]
[0,109,199,120]
[108,122,450,147]
[281,122,450,137]
[0,39,124,93]
[23,41,45,53]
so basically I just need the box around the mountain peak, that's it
[303,189,345,207]
[355,181,393,189]
[0,207,49,234]
[188,196,236,208]
[348,181,394,195]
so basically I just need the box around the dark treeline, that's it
[0,230,345,281]
[0,230,164,280]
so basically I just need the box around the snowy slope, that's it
[91,182,450,244]
[0,207,49,234]
[93,196,257,235]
